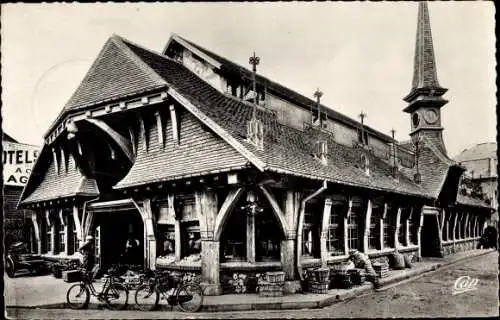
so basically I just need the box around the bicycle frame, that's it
[81,272,114,300]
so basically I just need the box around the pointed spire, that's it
[403,1,447,103]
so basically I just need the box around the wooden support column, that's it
[320,198,333,267]
[60,209,70,256]
[464,212,470,239]
[136,198,156,271]
[167,194,182,261]
[73,206,82,245]
[472,215,478,238]
[31,212,41,254]
[281,190,300,282]
[195,188,221,296]
[394,207,402,251]
[452,211,458,241]
[246,211,256,263]
[416,206,424,260]
[362,199,372,253]
[380,203,387,250]
[344,199,353,254]
[155,111,164,148]
[406,207,413,246]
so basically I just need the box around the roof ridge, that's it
[111,35,168,86]
[168,34,396,143]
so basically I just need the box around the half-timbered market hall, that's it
[19,2,492,295]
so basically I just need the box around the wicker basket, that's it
[315,268,330,283]
[266,271,285,284]
[63,270,83,283]
[308,281,329,294]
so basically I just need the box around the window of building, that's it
[302,202,321,258]
[410,206,420,245]
[369,204,383,250]
[398,207,411,246]
[348,203,364,251]
[256,209,281,262]
[47,225,52,253]
[221,209,246,262]
[327,202,346,256]
[383,206,397,248]
[157,225,175,256]
[94,226,101,264]
[182,222,201,258]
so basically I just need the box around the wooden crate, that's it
[373,263,389,279]
[347,268,366,285]
[259,282,283,297]
[265,271,285,284]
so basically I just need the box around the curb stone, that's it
[7,249,495,312]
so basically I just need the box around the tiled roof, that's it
[115,110,251,189]
[122,38,430,198]
[20,148,99,205]
[169,34,395,144]
[454,142,497,162]
[456,193,492,209]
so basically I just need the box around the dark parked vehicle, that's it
[5,242,48,278]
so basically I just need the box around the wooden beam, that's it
[344,199,352,254]
[380,203,387,249]
[464,212,470,239]
[155,111,164,148]
[129,126,136,156]
[416,206,424,260]
[170,104,179,145]
[246,210,256,263]
[84,118,134,162]
[73,205,82,241]
[30,213,41,254]
[395,207,402,251]
[52,148,59,175]
[60,147,67,173]
[452,211,458,241]
[258,185,289,236]
[363,199,372,253]
[320,197,333,266]
[139,114,148,153]
[213,187,245,241]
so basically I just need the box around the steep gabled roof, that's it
[2,132,18,143]
[164,34,395,144]
[119,37,429,198]
[19,146,99,205]
[45,36,169,138]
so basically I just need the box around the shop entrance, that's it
[94,209,144,271]
[420,214,441,257]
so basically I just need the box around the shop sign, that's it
[2,141,40,186]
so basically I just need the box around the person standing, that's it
[78,235,99,279]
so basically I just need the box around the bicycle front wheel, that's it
[66,283,90,309]
[177,283,204,312]
[104,282,129,310]
[134,283,159,311]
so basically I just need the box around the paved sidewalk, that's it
[4,249,495,312]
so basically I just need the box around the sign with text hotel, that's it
[2,141,40,187]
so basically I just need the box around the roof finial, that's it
[314,88,323,128]
[359,111,367,145]
[249,52,260,119]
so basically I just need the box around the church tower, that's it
[403,1,448,155]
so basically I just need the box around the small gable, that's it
[63,36,167,113]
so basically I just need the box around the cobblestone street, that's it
[6,251,498,319]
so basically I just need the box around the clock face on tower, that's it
[423,109,439,124]
[412,113,420,128]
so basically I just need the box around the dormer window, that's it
[357,130,368,145]
[314,140,328,165]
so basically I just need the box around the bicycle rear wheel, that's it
[104,282,129,310]
[177,283,204,312]
[134,283,159,311]
[66,283,90,309]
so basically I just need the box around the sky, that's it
[1,2,496,158]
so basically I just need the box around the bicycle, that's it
[134,269,204,312]
[66,267,129,310]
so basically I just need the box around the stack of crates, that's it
[259,271,284,297]
[307,268,330,294]
[347,268,366,286]
[329,263,354,289]
[373,262,389,279]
